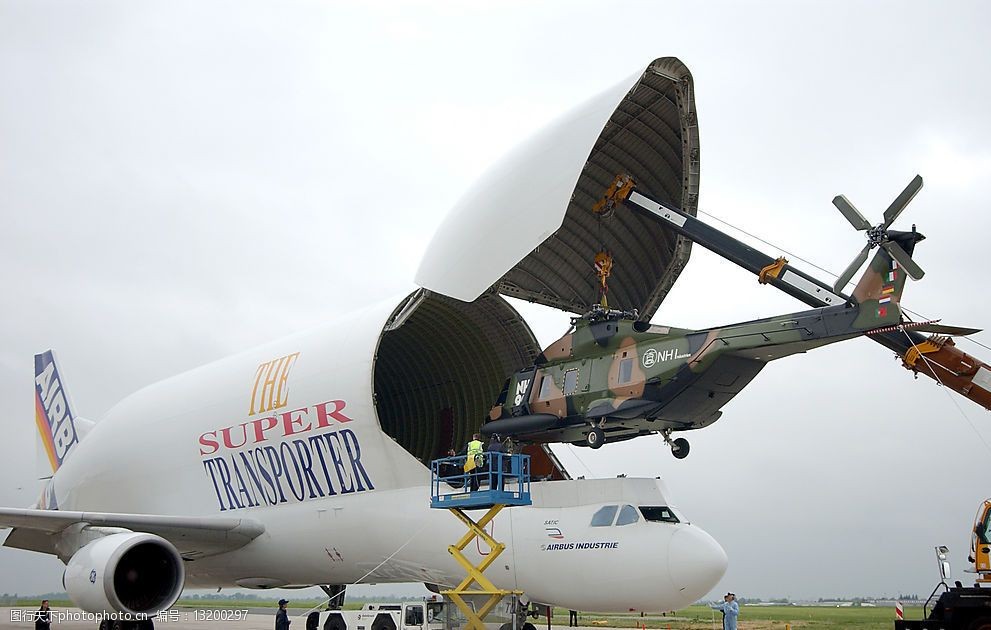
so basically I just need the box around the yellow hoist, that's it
[589,174,635,311]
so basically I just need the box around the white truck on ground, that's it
[320,600,446,630]
[317,598,539,630]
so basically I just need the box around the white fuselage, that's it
[47,296,726,612]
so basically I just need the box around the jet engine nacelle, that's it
[63,532,184,615]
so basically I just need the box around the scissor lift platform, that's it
[430,452,531,510]
[430,452,531,630]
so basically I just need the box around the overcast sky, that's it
[2,0,990,603]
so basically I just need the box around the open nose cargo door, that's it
[415,57,701,320]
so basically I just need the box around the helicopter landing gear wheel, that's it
[586,427,605,449]
[661,429,690,459]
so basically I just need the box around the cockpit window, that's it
[979,508,991,544]
[538,375,554,400]
[495,379,510,406]
[590,505,618,527]
[639,506,680,523]
[616,504,639,526]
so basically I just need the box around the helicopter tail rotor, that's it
[831,175,926,293]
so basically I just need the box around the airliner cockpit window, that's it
[590,505,618,527]
[639,506,680,523]
[616,504,639,526]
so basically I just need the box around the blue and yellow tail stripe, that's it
[34,389,59,473]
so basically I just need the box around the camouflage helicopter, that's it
[482,175,983,457]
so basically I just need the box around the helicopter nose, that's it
[667,526,728,602]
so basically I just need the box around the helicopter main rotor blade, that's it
[883,241,925,280]
[882,174,923,228]
[832,195,872,231]
[833,243,872,292]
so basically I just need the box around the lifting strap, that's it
[594,251,613,309]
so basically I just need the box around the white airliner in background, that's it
[1,57,727,625]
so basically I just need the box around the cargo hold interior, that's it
[373,291,568,479]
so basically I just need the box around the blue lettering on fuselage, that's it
[201,428,374,512]
[540,541,620,551]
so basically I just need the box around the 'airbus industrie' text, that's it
[541,541,620,551]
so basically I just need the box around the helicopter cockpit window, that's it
[563,369,579,395]
[590,505,618,527]
[538,375,554,400]
[616,504,639,526]
[495,378,510,407]
[618,358,634,384]
[639,506,680,523]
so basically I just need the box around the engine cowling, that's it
[63,532,184,615]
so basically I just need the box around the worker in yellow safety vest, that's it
[464,433,484,491]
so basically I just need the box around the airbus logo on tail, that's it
[34,351,79,471]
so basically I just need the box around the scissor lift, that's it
[430,452,531,630]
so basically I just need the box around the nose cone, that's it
[667,526,728,606]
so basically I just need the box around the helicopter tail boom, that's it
[620,178,991,414]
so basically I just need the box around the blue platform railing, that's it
[430,452,531,509]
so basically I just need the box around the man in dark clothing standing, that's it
[276,599,291,630]
[568,610,578,627]
[439,448,461,486]
[485,434,505,489]
[35,600,51,630]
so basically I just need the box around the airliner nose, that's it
[667,526,728,603]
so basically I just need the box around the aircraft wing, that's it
[0,507,264,558]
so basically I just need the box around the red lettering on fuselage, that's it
[198,400,352,452]
[281,407,311,436]
[220,423,249,449]
[315,400,352,427]
[199,431,220,455]
[250,416,278,443]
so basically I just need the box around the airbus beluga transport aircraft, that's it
[1,57,728,624]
